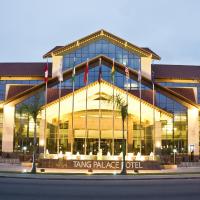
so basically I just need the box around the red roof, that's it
[168,87,196,103]
[47,88,73,104]
[0,62,52,77]
[152,64,200,80]
[7,85,34,100]
[129,90,155,105]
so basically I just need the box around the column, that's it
[154,121,162,155]
[39,109,45,154]
[187,107,199,157]
[2,105,15,153]
[127,115,133,153]
[68,115,73,153]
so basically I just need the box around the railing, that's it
[178,162,200,168]
[0,158,20,164]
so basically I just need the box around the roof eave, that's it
[43,29,160,60]
[1,55,197,109]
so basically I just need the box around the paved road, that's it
[0,177,199,200]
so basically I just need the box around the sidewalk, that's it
[0,163,200,180]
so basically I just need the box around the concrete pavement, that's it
[1,163,200,180]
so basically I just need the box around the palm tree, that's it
[16,105,25,150]
[109,93,128,175]
[21,94,43,173]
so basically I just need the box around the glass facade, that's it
[12,60,189,156]
[63,39,140,71]
[42,63,183,155]
[58,64,147,93]
[10,38,195,158]
[156,92,188,153]
[14,93,44,153]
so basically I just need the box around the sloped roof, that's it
[6,85,34,100]
[1,55,198,109]
[129,90,155,105]
[43,80,172,118]
[152,64,200,80]
[168,87,196,103]
[47,88,72,104]
[43,29,160,60]
[43,46,63,58]
[45,88,155,106]
[141,48,160,59]
[0,62,52,77]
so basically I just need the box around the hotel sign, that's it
[39,159,161,170]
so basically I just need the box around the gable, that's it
[43,29,160,60]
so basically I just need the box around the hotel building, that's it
[0,30,199,161]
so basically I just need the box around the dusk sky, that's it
[1,0,200,65]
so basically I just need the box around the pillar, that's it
[67,115,73,153]
[141,56,152,80]
[2,105,15,152]
[39,110,45,154]
[52,55,63,78]
[127,115,133,153]
[187,107,199,156]
[154,121,162,155]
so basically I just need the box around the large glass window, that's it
[14,92,44,153]
[156,92,188,153]
[63,39,140,71]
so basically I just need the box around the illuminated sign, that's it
[39,159,161,170]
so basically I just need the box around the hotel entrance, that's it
[72,132,125,156]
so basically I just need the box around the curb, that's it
[0,173,200,181]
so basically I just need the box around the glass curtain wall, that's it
[156,92,188,154]
[14,92,44,153]
[63,39,140,72]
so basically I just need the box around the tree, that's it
[21,93,43,173]
[15,105,25,150]
[109,93,128,175]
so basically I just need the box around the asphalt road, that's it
[0,177,200,200]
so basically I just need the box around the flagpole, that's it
[152,71,156,156]
[71,57,76,154]
[98,58,102,153]
[112,58,115,155]
[125,63,129,156]
[139,58,142,155]
[44,59,48,157]
[57,80,61,154]
[84,59,89,155]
